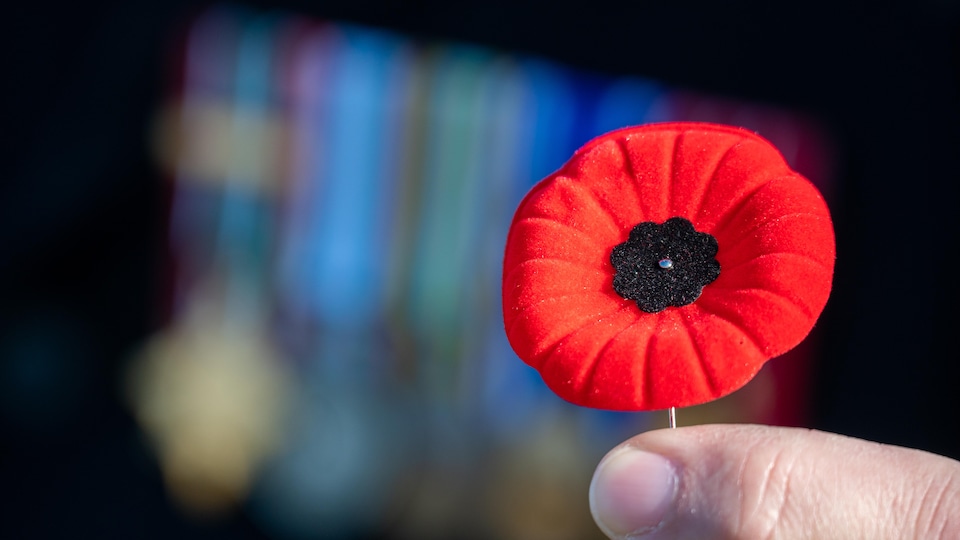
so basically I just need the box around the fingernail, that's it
[589,447,677,538]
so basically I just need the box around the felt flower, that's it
[502,122,835,411]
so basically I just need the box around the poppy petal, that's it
[712,252,832,318]
[576,314,659,409]
[696,287,813,358]
[503,256,623,367]
[517,175,621,247]
[690,137,795,232]
[505,217,609,271]
[643,310,715,407]
[681,305,767,396]
[661,129,746,220]
[563,139,648,230]
[610,131,680,222]
[503,122,835,411]
[538,305,640,404]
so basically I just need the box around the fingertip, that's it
[590,446,678,538]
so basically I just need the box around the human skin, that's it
[590,424,960,539]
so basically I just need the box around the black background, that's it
[3,1,959,538]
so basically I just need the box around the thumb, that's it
[589,424,960,539]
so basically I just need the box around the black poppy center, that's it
[610,217,721,313]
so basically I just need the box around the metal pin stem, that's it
[668,407,677,429]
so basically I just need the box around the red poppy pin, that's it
[502,122,835,411]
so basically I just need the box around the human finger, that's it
[589,424,960,539]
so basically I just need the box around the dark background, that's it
[3,1,959,538]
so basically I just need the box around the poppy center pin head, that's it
[611,217,721,313]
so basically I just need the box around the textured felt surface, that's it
[502,122,835,411]
[611,217,721,313]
